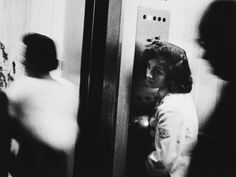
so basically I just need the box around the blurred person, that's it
[0,90,11,177]
[187,1,236,177]
[143,40,198,177]
[6,33,79,177]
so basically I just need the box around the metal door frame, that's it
[74,0,125,177]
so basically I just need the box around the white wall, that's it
[61,0,85,86]
[25,0,66,61]
[0,0,84,86]
[0,0,28,79]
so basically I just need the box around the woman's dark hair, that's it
[23,33,58,74]
[143,40,192,93]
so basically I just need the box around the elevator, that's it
[0,0,223,177]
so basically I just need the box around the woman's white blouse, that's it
[147,93,198,177]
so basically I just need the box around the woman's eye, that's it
[153,69,161,75]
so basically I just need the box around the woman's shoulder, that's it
[158,93,195,114]
[161,93,190,105]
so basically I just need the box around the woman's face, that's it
[146,58,167,89]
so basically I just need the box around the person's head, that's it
[198,0,236,81]
[22,33,58,76]
[143,40,192,93]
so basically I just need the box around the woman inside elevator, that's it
[143,40,198,177]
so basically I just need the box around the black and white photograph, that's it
[0,0,234,177]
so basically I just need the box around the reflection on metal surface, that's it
[131,6,170,118]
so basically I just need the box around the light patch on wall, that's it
[25,0,66,60]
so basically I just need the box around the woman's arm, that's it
[147,107,185,176]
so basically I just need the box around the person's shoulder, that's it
[162,93,192,105]
[158,93,193,114]
[52,74,79,90]
[8,75,32,88]
[161,93,182,106]
[57,77,76,88]
[6,76,33,98]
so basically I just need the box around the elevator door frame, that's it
[75,0,125,177]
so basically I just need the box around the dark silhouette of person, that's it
[0,90,11,177]
[7,33,79,177]
[187,1,236,177]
